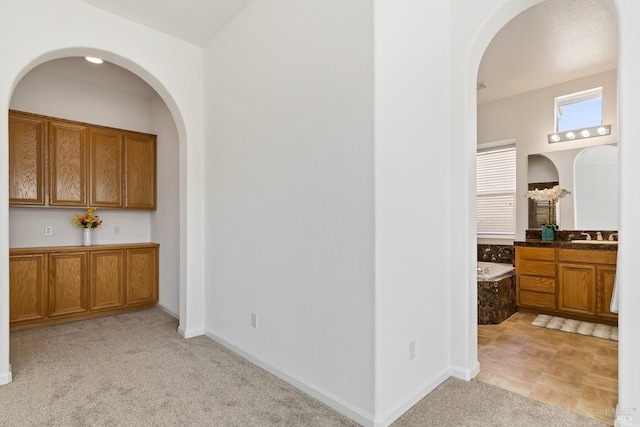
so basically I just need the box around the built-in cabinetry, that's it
[9,243,159,331]
[9,110,156,209]
[515,245,617,325]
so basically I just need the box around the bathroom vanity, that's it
[515,240,617,325]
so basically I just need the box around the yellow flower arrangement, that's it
[72,208,103,229]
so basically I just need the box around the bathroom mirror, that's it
[574,145,618,229]
[527,144,618,230]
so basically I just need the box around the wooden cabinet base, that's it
[10,303,157,332]
[10,243,159,331]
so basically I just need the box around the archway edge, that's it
[0,2,207,385]
[452,0,620,414]
[4,46,201,337]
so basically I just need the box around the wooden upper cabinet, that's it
[49,120,87,206]
[124,132,156,209]
[89,128,124,208]
[9,112,46,205]
[9,111,156,210]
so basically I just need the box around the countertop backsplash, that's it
[525,229,618,242]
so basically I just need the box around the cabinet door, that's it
[126,246,158,305]
[558,263,597,315]
[49,252,88,317]
[90,250,125,311]
[10,254,47,324]
[124,133,156,209]
[89,128,123,207]
[597,266,618,320]
[49,121,87,206]
[9,112,46,205]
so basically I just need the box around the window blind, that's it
[477,146,516,236]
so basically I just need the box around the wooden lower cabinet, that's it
[558,263,597,315]
[9,254,47,324]
[10,243,159,331]
[127,247,158,305]
[598,266,618,320]
[90,250,125,311]
[49,252,88,317]
[515,245,618,325]
[516,246,557,311]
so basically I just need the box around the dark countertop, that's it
[515,240,618,251]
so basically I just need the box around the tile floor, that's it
[478,312,618,425]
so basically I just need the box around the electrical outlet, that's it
[409,341,415,360]
[44,226,53,236]
[113,225,120,235]
[251,313,257,328]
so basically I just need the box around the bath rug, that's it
[531,314,618,341]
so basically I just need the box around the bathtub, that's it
[477,261,515,281]
[477,261,516,325]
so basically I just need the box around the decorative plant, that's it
[72,208,103,229]
[525,185,570,227]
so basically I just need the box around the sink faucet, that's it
[609,233,618,241]
[581,232,592,241]
[596,231,603,241]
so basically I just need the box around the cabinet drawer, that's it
[517,247,556,261]
[518,290,556,309]
[519,275,555,293]
[559,249,617,265]
[517,260,556,277]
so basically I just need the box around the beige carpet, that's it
[532,314,618,341]
[1,308,606,426]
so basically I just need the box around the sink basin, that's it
[570,240,618,245]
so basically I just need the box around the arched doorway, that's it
[470,1,617,421]
[8,55,181,318]
[1,35,205,384]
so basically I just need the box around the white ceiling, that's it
[478,0,617,104]
[79,0,252,47]
[46,1,616,105]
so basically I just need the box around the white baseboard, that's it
[373,368,450,427]
[0,366,13,386]
[204,328,376,426]
[201,329,479,427]
[450,360,480,381]
[177,326,204,339]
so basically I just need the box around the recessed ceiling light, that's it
[85,56,103,64]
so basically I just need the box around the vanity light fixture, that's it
[85,56,103,64]
[548,124,611,144]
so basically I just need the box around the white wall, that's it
[0,0,205,387]
[478,70,618,239]
[374,1,452,424]
[150,95,181,316]
[203,0,375,423]
[614,1,640,424]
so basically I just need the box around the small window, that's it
[555,87,602,132]
[477,145,516,237]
